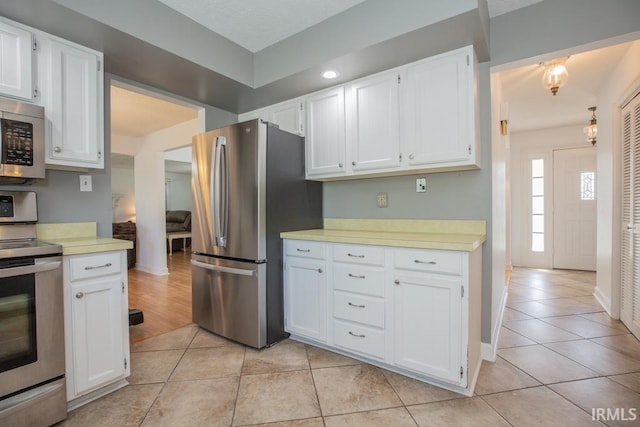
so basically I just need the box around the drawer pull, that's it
[348,331,366,338]
[348,273,366,279]
[348,302,366,308]
[347,253,365,258]
[414,260,437,265]
[75,292,84,299]
[394,280,400,285]
[317,268,323,274]
[296,248,311,253]
[84,262,113,270]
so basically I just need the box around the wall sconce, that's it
[584,106,597,146]
[500,102,509,136]
[541,57,569,96]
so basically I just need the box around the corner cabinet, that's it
[283,239,482,396]
[0,20,35,101]
[63,250,130,409]
[239,98,305,136]
[42,38,104,169]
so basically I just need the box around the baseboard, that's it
[593,286,611,315]
[135,264,169,276]
[481,285,508,362]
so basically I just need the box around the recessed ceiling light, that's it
[322,70,339,79]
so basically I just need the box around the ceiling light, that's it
[584,106,597,146]
[322,70,339,79]
[541,58,569,96]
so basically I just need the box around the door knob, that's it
[54,146,62,153]
[75,292,84,299]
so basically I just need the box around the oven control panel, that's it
[0,195,14,218]
[1,119,34,166]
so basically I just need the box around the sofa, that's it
[166,210,191,252]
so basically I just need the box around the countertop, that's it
[37,222,133,255]
[280,219,486,252]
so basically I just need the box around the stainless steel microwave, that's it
[0,97,45,184]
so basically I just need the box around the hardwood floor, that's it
[127,249,192,344]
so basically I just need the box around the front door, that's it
[552,147,597,270]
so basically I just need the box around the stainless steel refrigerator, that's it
[191,119,322,348]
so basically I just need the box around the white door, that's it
[71,276,125,395]
[621,92,640,339]
[46,38,102,167]
[552,147,597,270]
[305,87,346,177]
[347,71,401,172]
[0,21,33,100]
[284,257,327,342]
[394,272,463,385]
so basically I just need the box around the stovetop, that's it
[0,239,62,258]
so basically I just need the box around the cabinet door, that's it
[305,87,346,177]
[46,39,104,168]
[70,276,125,395]
[404,48,473,166]
[269,99,304,136]
[0,21,34,100]
[347,71,400,172]
[284,257,327,342]
[394,272,463,384]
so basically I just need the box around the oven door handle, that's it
[0,260,61,278]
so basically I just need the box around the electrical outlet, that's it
[376,192,388,208]
[80,175,92,192]
[416,177,427,193]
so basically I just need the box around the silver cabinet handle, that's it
[414,260,437,265]
[348,273,366,279]
[352,161,356,166]
[75,292,84,299]
[317,268,323,274]
[54,146,61,153]
[296,248,311,253]
[394,280,400,285]
[627,225,634,230]
[84,262,112,270]
[348,302,365,308]
[338,163,343,168]
[409,154,415,159]
[347,253,364,258]
[348,331,366,338]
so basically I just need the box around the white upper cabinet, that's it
[0,20,35,101]
[269,98,304,135]
[305,86,346,178]
[43,38,104,169]
[403,46,477,168]
[347,71,401,173]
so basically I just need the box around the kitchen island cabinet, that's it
[281,219,485,396]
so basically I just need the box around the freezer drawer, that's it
[191,255,267,348]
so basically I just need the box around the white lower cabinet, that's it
[283,241,327,342]
[283,239,482,395]
[63,250,130,408]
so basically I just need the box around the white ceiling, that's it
[500,41,633,132]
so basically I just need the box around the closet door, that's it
[621,92,640,339]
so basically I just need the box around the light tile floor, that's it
[59,268,640,426]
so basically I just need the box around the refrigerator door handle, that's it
[191,259,256,276]
[212,136,229,247]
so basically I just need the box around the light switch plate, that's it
[80,175,92,192]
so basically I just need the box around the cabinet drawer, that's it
[69,252,121,281]
[394,249,462,275]
[334,291,384,328]
[334,319,385,359]
[333,264,385,297]
[333,244,384,266]
[285,240,326,259]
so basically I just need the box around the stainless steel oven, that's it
[0,191,66,426]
